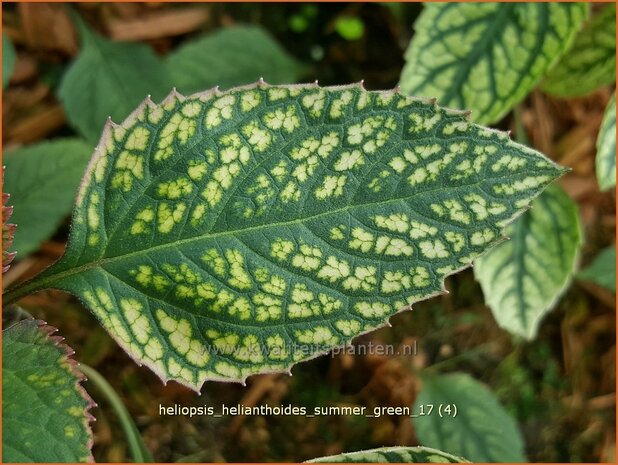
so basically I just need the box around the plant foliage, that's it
[307,446,469,463]
[542,4,616,97]
[58,14,171,142]
[2,319,94,463]
[413,373,526,462]
[4,83,564,391]
[400,3,589,124]
[2,32,15,89]
[475,185,582,339]
[596,93,616,191]
[578,245,616,293]
[2,167,16,272]
[3,138,93,256]
[166,26,306,94]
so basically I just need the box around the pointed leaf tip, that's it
[13,83,566,391]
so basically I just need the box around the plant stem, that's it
[79,364,153,463]
[2,276,50,306]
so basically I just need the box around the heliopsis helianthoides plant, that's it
[2,2,614,462]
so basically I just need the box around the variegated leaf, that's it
[543,4,616,97]
[596,93,616,191]
[474,185,582,339]
[2,319,94,463]
[400,3,589,124]
[4,82,564,391]
[413,373,526,462]
[307,446,469,463]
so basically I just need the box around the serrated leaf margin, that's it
[11,80,565,392]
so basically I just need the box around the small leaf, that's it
[2,33,16,89]
[306,446,469,463]
[413,373,526,462]
[58,13,172,142]
[596,93,616,191]
[400,3,589,124]
[542,4,616,97]
[475,185,582,339]
[578,245,616,293]
[5,83,564,391]
[2,167,17,272]
[2,319,94,463]
[3,138,93,257]
[165,26,305,94]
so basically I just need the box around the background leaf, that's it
[58,13,172,143]
[542,4,616,97]
[2,319,94,463]
[596,93,616,191]
[2,32,15,88]
[578,245,616,292]
[413,373,526,462]
[3,138,93,257]
[306,446,469,463]
[165,25,306,94]
[399,3,589,124]
[474,185,582,340]
[6,83,564,391]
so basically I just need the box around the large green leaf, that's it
[596,93,616,191]
[166,25,306,94]
[3,319,94,462]
[400,3,589,124]
[542,4,616,97]
[4,83,564,391]
[58,14,172,142]
[3,138,93,257]
[307,446,469,463]
[475,185,582,339]
[2,32,16,89]
[413,373,526,462]
[578,245,616,293]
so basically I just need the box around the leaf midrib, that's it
[6,168,554,303]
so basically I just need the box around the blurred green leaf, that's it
[475,185,582,339]
[543,4,616,97]
[3,319,94,462]
[578,245,616,292]
[596,93,616,191]
[307,446,469,463]
[58,13,172,142]
[334,16,365,41]
[3,138,92,257]
[400,3,589,124]
[414,373,526,462]
[2,33,15,89]
[165,26,306,94]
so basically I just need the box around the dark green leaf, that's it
[400,3,589,124]
[578,245,616,292]
[414,373,526,462]
[543,4,616,97]
[307,446,469,463]
[2,319,94,463]
[3,138,93,257]
[5,83,564,391]
[166,26,305,94]
[475,185,582,339]
[58,14,172,142]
